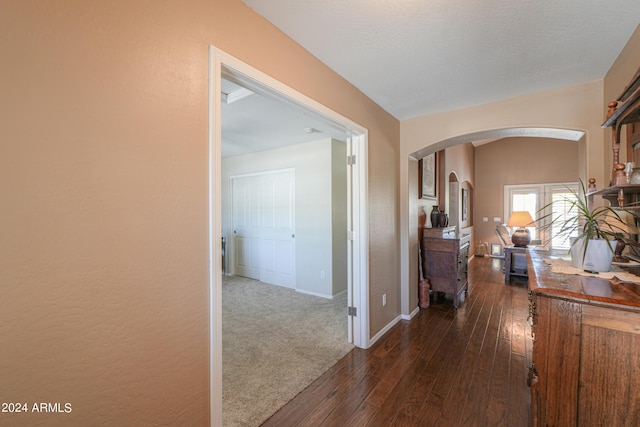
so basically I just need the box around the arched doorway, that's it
[403,127,586,316]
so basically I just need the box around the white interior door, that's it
[232,175,261,280]
[232,170,296,288]
[259,170,295,288]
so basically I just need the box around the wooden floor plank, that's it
[508,352,531,426]
[312,374,378,427]
[439,287,495,422]
[294,367,376,427]
[430,287,489,399]
[477,286,503,373]
[438,340,482,423]
[341,401,378,427]
[261,256,532,427]
[485,339,512,425]
[394,372,438,424]
[459,367,492,426]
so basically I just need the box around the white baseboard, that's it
[295,288,334,300]
[368,314,402,347]
[400,306,420,321]
[331,289,347,299]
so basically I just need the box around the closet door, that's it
[259,170,295,288]
[232,170,296,288]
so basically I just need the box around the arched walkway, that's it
[401,126,587,317]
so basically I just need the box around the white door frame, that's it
[208,45,369,427]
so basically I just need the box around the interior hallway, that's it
[262,255,532,426]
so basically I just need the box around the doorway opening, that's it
[209,46,370,426]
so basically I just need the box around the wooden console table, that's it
[504,245,527,283]
[527,249,640,426]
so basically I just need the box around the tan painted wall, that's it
[332,140,349,296]
[474,137,580,246]
[0,1,399,425]
[408,158,421,311]
[444,142,475,232]
[445,143,475,260]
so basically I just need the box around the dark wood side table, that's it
[504,245,527,283]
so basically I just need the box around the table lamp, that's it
[507,211,536,247]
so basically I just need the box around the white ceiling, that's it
[242,0,640,120]
[221,78,350,158]
[223,1,639,157]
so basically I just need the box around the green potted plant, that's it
[536,180,639,272]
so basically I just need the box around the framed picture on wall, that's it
[419,152,437,199]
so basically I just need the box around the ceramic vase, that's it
[438,210,448,228]
[430,206,440,228]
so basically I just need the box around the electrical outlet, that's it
[382,294,387,306]
[483,217,489,222]
[493,217,501,222]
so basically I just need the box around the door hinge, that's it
[348,230,356,240]
[347,155,356,165]
[348,306,357,317]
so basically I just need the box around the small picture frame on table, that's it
[491,244,504,258]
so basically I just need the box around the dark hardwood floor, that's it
[261,255,533,427]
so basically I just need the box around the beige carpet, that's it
[222,275,354,427]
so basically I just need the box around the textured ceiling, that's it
[242,0,640,120]
[221,78,350,158]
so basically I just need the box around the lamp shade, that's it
[507,211,535,228]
